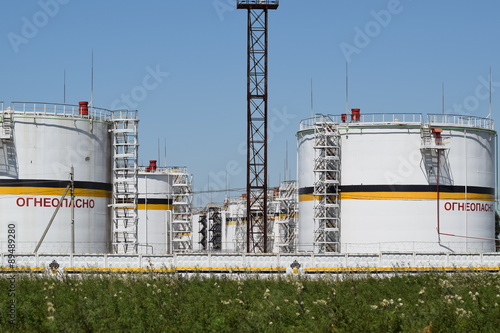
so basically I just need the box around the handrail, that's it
[300,113,495,131]
[300,113,423,130]
[428,113,494,130]
[10,102,113,121]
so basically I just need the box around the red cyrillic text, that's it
[16,197,95,209]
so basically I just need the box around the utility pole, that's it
[70,166,75,254]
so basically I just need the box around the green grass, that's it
[1,271,500,332]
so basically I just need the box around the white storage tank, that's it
[297,110,497,253]
[0,102,112,253]
[137,160,173,254]
[223,197,247,252]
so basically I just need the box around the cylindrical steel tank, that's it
[137,162,173,254]
[0,102,112,253]
[297,112,496,253]
[223,198,246,252]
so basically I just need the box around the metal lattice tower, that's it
[111,110,139,254]
[237,0,279,253]
[313,117,341,253]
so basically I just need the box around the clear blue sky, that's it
[1,0,500,207]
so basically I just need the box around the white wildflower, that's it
[315,299,328,306]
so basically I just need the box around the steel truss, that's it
[111,110,139,254]
[170,168,193,252]
[313,118,341,253]
[237,0,279,253]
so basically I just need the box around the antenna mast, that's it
[442,82,445,115]
[237,0,279,253]
[489,67,492,119]
[345,62,349,114]
[90,51,94,109]
[63,69,66,104]
[310,78,314,118]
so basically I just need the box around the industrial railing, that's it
[300,113,423,130]
[111,109,138,121]
[356,113,424,124]
[300,113,495,131]
[10,102,113,121]
[428,113,494,130]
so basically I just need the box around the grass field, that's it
[1,271,500,332]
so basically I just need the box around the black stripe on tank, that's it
[0,179,112,191]
[299,185,495,195]
[137,198,172,205]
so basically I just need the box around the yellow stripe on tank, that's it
[137,204,173,211]
[0,187,111,198]
[299,192,494,202]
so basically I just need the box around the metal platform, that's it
[237,0,279,10]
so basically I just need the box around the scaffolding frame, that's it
[111,110,139,254]
[170,168,193,252]
[313,118,341,253]
[1,106,13,141]
[209,207,222,251]
[233,198,247,253]
[275,181,298,253]
[198,212,208,251]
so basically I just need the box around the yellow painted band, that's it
[42,266,500,273]
[63,267,175,272]
[174,267,286,271]
[304,266,500,272]
[137,204,173,211]
[4,266,500,274]
[299,193,494,202]
[0,267,44,271]
[0,187,111,198]
[62,266,287,272]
